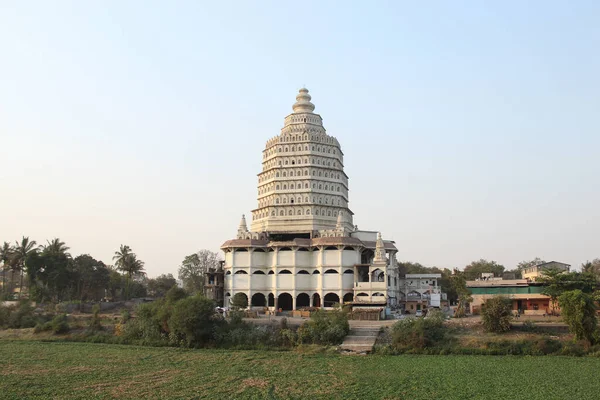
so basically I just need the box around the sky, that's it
[1,1,599,277]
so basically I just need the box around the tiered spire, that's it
[292,88,315,113]
[374,232,387,263]
[237,215,248,236]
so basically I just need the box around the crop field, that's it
[2,341,600,399]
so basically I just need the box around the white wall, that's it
[324,250,340,266]
[278,251,294,266]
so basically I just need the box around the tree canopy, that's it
[463,259,505,280]
[178,250,221,295]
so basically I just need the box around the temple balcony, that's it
[355,281,387,291]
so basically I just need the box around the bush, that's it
[297,309,349,345]
[481,297,512,333]
[51,314,70,334]
[168,295,221,347]
[230,293,248,310]
[120,309,131,324]
[88,305,103,332]
[4,301,37,329]
[558,290,598,344]
[391,312,447,350]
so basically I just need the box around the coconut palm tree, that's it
[13,236,38,299]
[113,245,145,299]
[0,242,14,297]
[113,245,132,272]
[41,238,70,257]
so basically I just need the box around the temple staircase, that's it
[340,322,381,355]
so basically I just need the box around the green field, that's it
[2,341,600,399]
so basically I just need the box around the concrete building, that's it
[400,274,447,314]
[522,261,570,281]
[220,88,401,311]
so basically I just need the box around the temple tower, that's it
[250,88,354,235]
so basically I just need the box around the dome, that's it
[292,88,315,113]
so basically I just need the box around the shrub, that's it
[230,293,248,310]
[168,295,220,347]
[521,320,539,333]
[120,309,131,324]
[481,297,512,333]
[558,290,598,344]
[88,305,103,332]
[297,309,349,345]
[391,314,447,350]
[6,301,37,329]
[51,314,70,334]
[532,338,562,355]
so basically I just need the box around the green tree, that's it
[481,297,513,333]
[113,245,145,299]
[13,237,38,299]
[230,293,248,310]
[41,238,70,258]
[26,239,73,302]
[558,290,598,344]
[178,250,221,295]
[72,255,110,302]
[581,259,600,280]
[539,270,597,314]
[449,271,472,318]
[0,242,14,297]
[168,295,218,347]
[147,274,177,298]
[463,259,505,280]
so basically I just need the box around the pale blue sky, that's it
[1,1,599,277]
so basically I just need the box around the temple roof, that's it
[221,236,398,251]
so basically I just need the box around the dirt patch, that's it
[239,378,270,391]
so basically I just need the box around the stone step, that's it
[342,339,378,345]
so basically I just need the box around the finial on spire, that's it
[238,214,248,233]
[292,88,315,113]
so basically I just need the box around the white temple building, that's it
[221,88,401,311]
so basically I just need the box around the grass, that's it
[2,341,600,399]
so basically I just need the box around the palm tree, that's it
[113,245,132,272]
[113,245,145,299]
[41,238,70,257]
[0,242,14,297]
[13,237,38,299]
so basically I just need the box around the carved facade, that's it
[221,89,400,311]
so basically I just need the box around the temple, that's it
[220,88,404,311]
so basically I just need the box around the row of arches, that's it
[223,246,357,253]
[228,268,355,275]
[257,191,345,207]
[258,165,345,183]
[229,292,354,310]
[257,179,348,196]
[262,156,340,169]
[254,206,347,220]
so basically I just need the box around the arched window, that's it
[297,270,310,275]
[280,211,284,216]
[279,269,292,274]
[234,270,248,275]
[324,269,338,274]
